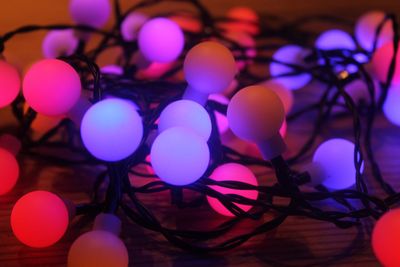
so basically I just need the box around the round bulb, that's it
[383,85,400,126]
[261,80,294,114]
[42,30,78,59]
[158,100,212,140]
[11,191,69,248]
[371,41,400,86]
[150,127,210,186]
[227,85,285,143]
[207,163,259,217]
[223,6,259,35]
[312,138,363,190]
[355,10,393,52]
[315,29,356,50]
[121,12,148,41]
[0,148,19,195]
[269,45,311,90]
[372,209,400,267]
[69,0,111,29]
[23,59,81,116]
[184,41,237,95]
[81,98,143,162]
[0,60,20,108]
[68,230,128,267]
[138,18,184,63]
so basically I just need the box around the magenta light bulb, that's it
[207,163,259,217]
[0,60,21,108]
[69,0,111,29]
[158,100,212,140]
[23,59,81,116]
[315,29,356,50]
[42,30,78,59]
[355,10,393,52]
[150,127,210,186]
[269,45,311,91]
[371,41,400,86]
[183,41,237,105]
[138,18,184,63]
[312,138,364,190]
[121,12,148,42]
[81,98,143,162]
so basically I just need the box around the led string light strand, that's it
[1,0,400,266]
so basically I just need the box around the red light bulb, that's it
[0,148,19,195]
[11,190,69,248]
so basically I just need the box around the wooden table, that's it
[1,0,400,266]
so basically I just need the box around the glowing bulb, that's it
[372,209,400,267]
[315,29,356,50]
[208,94,230,135]
[269,45,311,90]
[312,138,363,190]
[81,98,143,161]
[383,85,400,126]
[69,0,111,29]
[42,30,78,59]
[158,100,212,140]
[260,80,294,114]
[68,213,128,267]
[183,41,237,105]
[355,10,393,52]
[207,163,259,217]
[23,59,81,116]
[0,60,20,108]
[223,6,259,35]
[121,12,148,41]
[100,65,123,75]
[371,41,400,86]
[11,191,69,248]
[0,134,21,156]
[138,18,184,63]
[150,127,210,186]
[227,85,286,159]
[170,14,202,33]
[0,148,19,195]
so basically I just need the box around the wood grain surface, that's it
[1,0,400,266]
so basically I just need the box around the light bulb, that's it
[383,85,400,126]
[23,59,82,116]
[183,41,237,105]
[227,85,286,159]
[81,98,143,162]
[68,214,128,267]
[11,191,69,248]
[42,30,78,59]
[0,148,19,195]
[158,100,212,140]
[150,127,210,186]
[312,138,364,190]
[170,14,202,33]
[355,10,393,52]
[0,60,20,108]
[260,80,294,114]
[138,18,184,63]
[121,12,148,41]
[371,41,400,86]
[269,45,311,91]
[207,163,259,217]
[222,6,259,35]
[372,209,400,267]
[315,29,356,50]
[100,65,123,75]
[69,0,111,29]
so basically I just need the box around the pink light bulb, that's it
[23,59,82,116]
[138,18,184,63]
[371,41,400,86]
[207,163,259,217]
[42,30,78,59]
[0,60,21,108]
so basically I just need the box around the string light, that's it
[315,29,356,50]
[42,30,78,59]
